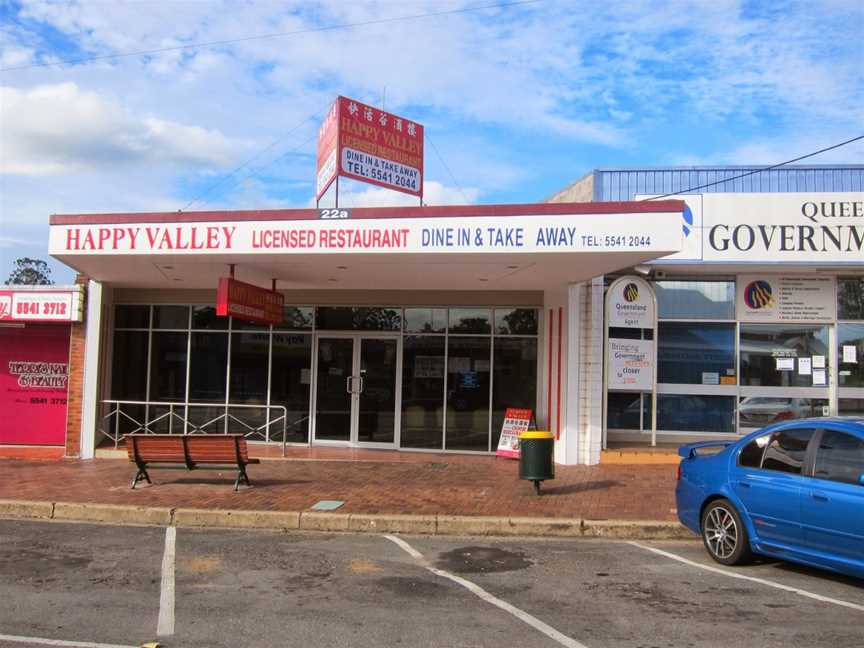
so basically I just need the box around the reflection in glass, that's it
[150,332,187,402]
[838,324,864,387]
[276,306,314,330]
[401,336,445,448]
[115,305,150,329]
[606,392,647,430]
[269,333,312,443]
[189,333,228,402]
[315,338,353,441]
[492,338,537,446]
[192,305,228,330]
[740,324,830,387]
[839,398,864,417]
[110,330,148,436]
[657,395,734,433]
[449,308,491,334]
[228,332,269,436]
[446,337,491,451]
[655,281,735,319]
[658,322,735,384]
[357,338,398,444]
[838,277,864,320]
[739,396,828,428]
[494,308,538,335]
[404,308,447,333]
[316,307,401,331]
[152,305,189,329]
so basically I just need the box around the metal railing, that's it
[99,400,293,456]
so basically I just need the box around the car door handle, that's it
[736,480,751,489]
[810,492,829,502]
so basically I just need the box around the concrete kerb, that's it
[0,500,691,539]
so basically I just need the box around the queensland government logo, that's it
[623,283,639,302]
[744,280,773,309]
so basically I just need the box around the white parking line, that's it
[157,526,176,636]
[0,634,137,648]
[628,541,864,613]
[384,535,590,648]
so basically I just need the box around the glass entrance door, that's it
[313,335,399,447]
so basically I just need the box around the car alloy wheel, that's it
[700,499,752,566]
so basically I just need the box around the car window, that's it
[738,434,770,468]
[813,430,864,485]
[761,429,815,474]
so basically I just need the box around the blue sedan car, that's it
[676,417,864,579]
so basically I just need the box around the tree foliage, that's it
[5,257,54,285]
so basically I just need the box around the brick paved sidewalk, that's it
[0,454,677,521]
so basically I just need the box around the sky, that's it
[1,0,863,283]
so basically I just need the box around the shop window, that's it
[838,277,864,320]
[269,333,312,443]
[152,305,189,329]
[404,308,447,334]
[188,333,228,403]
[606,392,650,430]
[657,395,735,433]
[445,337,491,451]
[230,317,268,331]
[148,331,189,433]
[740,324,830,387]
[115,305,150,329]
[315,306,401,331]
[228,332,270,435]
[839,398,864,417]
[401,336,446,449]
[658,322,735,385]
[655,280,735,320]
[449,308,492,334]
[494,308,538,335]
[110,330,148,435]
[838,324,864,388]
[192,305,228,330]
[492,338,538,445]
[739,396,828,429]
[275,306,314,331]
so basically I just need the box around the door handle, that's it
[357,376,365,394]
[810,492,829,502]
[346,376,354,394]
[736,480,751,489]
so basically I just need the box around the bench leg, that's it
[131,466,151,489]
[234,465,251,491]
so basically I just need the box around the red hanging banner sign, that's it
[216,278,284,325]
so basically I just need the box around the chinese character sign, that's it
[315,96,424,200]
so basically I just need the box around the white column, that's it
[79,280,104,459]
[579,277,605,465]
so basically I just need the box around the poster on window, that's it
[607,339,654,391]
[1,325,71,445]
[496,408,533,459]
[737,275,836,323]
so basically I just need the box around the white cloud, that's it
[0,83,240,175]
[334,180,480,209]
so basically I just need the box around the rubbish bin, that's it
[519,431,554,495]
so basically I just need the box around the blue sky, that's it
[1,0,862,283]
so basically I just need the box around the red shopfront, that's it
[0,287,83,446]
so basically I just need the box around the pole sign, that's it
[216,278,284,325]
[606,276,655,329]
[0,288,83,323]
[315,96,424,201]
[496,408,533,459]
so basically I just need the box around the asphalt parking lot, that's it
[0,519,861,648]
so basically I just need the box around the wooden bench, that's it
[125,434,260,491]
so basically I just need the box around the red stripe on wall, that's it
[556,306,563,440]
[547,308,553,431]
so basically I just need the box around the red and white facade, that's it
[47,201,685,463]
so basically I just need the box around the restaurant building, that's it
[33,164,864,464]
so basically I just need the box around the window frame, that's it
[736,427,819,476]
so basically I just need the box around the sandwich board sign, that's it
[496,408,533,459]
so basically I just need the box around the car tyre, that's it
[700,499,752,566]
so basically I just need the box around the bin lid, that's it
[519,431,554,439]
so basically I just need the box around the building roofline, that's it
[591,164,864,172]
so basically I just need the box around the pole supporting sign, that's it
[602,276,659,448]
